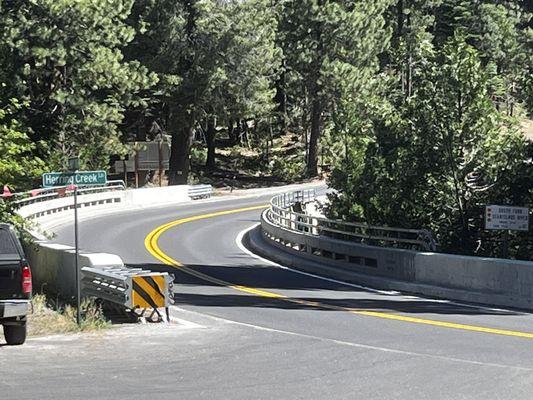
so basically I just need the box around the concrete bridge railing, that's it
[257,190,533,311]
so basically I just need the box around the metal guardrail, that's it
[266,190,436,252]
[14,180,126,208]
[188,184,213,200]
[82,266,174,321]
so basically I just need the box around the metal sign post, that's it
[42,168,107,325]
[69,159,81,326]
[73,184,81,325]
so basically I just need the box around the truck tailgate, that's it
[0,256,22,299]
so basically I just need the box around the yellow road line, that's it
[144,205,533,339]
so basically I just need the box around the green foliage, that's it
[269,154,305,181]
[433,0,532,115]
[326,0,532,259]
[190,143,207,166]
[0,103,44,190]
[0,100,44,227]
[279,0,392,176]
[126,0,280,182]
[219,0,280,122]
[156,0,281,122]
[0,0,156,169]
[328,34,532,258]
[0,0,531,259]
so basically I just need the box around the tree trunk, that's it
[275,58,288,136]
[228,119,239,145]
[405,12,412,98]
[306,96,321,177]
[242,120,250,149]
[206,117,216,170]
[169,123,194,185]
[306,1,324,178]
[167,0,197,186]
[265,120,273,164]
[397,0,403,39]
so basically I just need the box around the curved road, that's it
[10,190,533,399]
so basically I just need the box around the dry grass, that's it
[27,294,110,337]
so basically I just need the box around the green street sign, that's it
[42,171,107,188]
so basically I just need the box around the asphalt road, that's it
[2,187,533,399]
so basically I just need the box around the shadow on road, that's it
[127,262,522,316]
[128,262,360,291]
[172,293,521,315]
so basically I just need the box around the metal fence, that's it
[188,184,213,200]
[266,189,436,252]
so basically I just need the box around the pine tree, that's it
[126,0,280,182]
[0,0,156,169]
[279,0,391,177]
[328,34,532,257]
[433,0,532,115]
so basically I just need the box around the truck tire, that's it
[3,322,27,345]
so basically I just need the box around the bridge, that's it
[2,183,533,399]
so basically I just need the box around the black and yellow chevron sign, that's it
[132,275,167,309]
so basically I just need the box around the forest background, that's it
[0,0,532,258]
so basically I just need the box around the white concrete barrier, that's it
[16,185,195,235]
[124,185,190,207]
[414,252,533,309]
[24,241,124,299]
[18,185,191,220]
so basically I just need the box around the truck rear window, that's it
[0,229,18,254]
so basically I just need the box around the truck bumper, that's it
[0,300,29,319]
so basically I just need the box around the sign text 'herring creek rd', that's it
[42,171,107,188]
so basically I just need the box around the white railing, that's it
[13,180,126,208]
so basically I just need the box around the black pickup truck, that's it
[0,224,32,345]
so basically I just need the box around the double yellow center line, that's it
[144,204,533,339]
